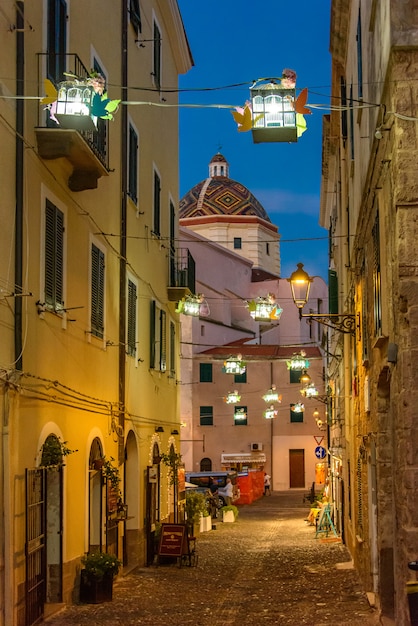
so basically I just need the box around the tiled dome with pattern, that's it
[179,153,271,222]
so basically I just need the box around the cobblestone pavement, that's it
[45,492,382,625]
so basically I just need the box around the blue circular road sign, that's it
[315,446,326,459]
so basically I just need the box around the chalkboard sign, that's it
[158,523,187,558]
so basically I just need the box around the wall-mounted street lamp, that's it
[287,263,357,336]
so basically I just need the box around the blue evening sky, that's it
[177,0,332,282]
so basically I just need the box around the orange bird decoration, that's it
[292,87,312,115]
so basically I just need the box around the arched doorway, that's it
[41,434,63,604]
[125,430,140,565]
[88,438,104,552]
[200,457,212,471]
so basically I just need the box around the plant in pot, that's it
[40,435,78,469]
[102,456,121,495]
[185,490,207,536]
[80,551,121,604]
[220,504,239,523]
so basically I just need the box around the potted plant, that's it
[79,551,121,604]
[185,490,207,536]
[220,504,239,523]
[199,508,212,533]
[40,435,77,469]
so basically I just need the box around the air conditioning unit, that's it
[251,442,263,451]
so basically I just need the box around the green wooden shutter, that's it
[45,200,64,309]
[127,280,137,356]
[91,244,105,337]
[328,269,338,315]
[160,309,166,372]
[150,300,156,369]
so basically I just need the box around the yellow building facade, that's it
[0,1,192,623]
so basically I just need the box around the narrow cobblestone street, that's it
[45,492,382,625]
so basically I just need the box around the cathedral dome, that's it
[179,153,271,222]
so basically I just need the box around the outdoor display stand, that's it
[157,523,198,567]
[315,504,338,538]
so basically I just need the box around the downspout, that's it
[119,0,128,463]
[15,2,24,371]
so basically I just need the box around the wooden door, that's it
[289,449,305,488]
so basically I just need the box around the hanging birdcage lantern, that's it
[224,390,241,404]
[262,385,282,404]
[176,294,209,317]
[250,80,297,143]
[300,383,319,398]
[55,80,98,131]
[222,355,246,375]
[246,294,283,322]
[264,405,278,420]
[286,351,310,371]
[234,407,247,421]
[292,402,305,413]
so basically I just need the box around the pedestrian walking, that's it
[264,472,271,496]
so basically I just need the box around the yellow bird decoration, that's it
[41,79,58,105]
[231,101,263,132]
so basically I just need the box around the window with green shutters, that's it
[91,244,105,338]
[153,170,161,236]
[128,124,138,204]
[153,22,161,91]
[169,321,175,376]
[150,300,166,372]
[200,363,212,382]
[289,369,302,384]
[45,199,64,311]
[234,371,247,384]
[127,279,137,356]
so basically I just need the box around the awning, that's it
[221,453,266,464]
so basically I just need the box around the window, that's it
[153,170,161,236]
[233,237,242,249]
[45,199,64,311]
[200,363,212,382]
[234,406,247,425]
[266,242,270,255]
[129,0,141,35]
[289,369,302,384]
[150,300,166,371]
[349,83,354,160]
[47,0,67,82]
[169,321,176,376]
[200,406,213,426]
[153,21,161,91]
[234,371,247,384]
[127,279,137,356]
[372,212,382,336]
[128,123,138,204]
[290,404,304,423]
[91,244,105,338]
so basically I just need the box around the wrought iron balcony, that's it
[167,249,196,301]
[35,53,110,191]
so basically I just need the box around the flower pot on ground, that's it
[79,551,121,604]
[200,513,212,533]
[220,505,239,523]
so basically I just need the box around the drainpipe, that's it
[15,2,24,371]
[119,0,128,463]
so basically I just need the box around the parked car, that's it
[185,471,240,507]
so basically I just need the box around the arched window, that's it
[200,457,212,471]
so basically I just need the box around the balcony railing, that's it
[167,249,196,301]
[37,53,109,171]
